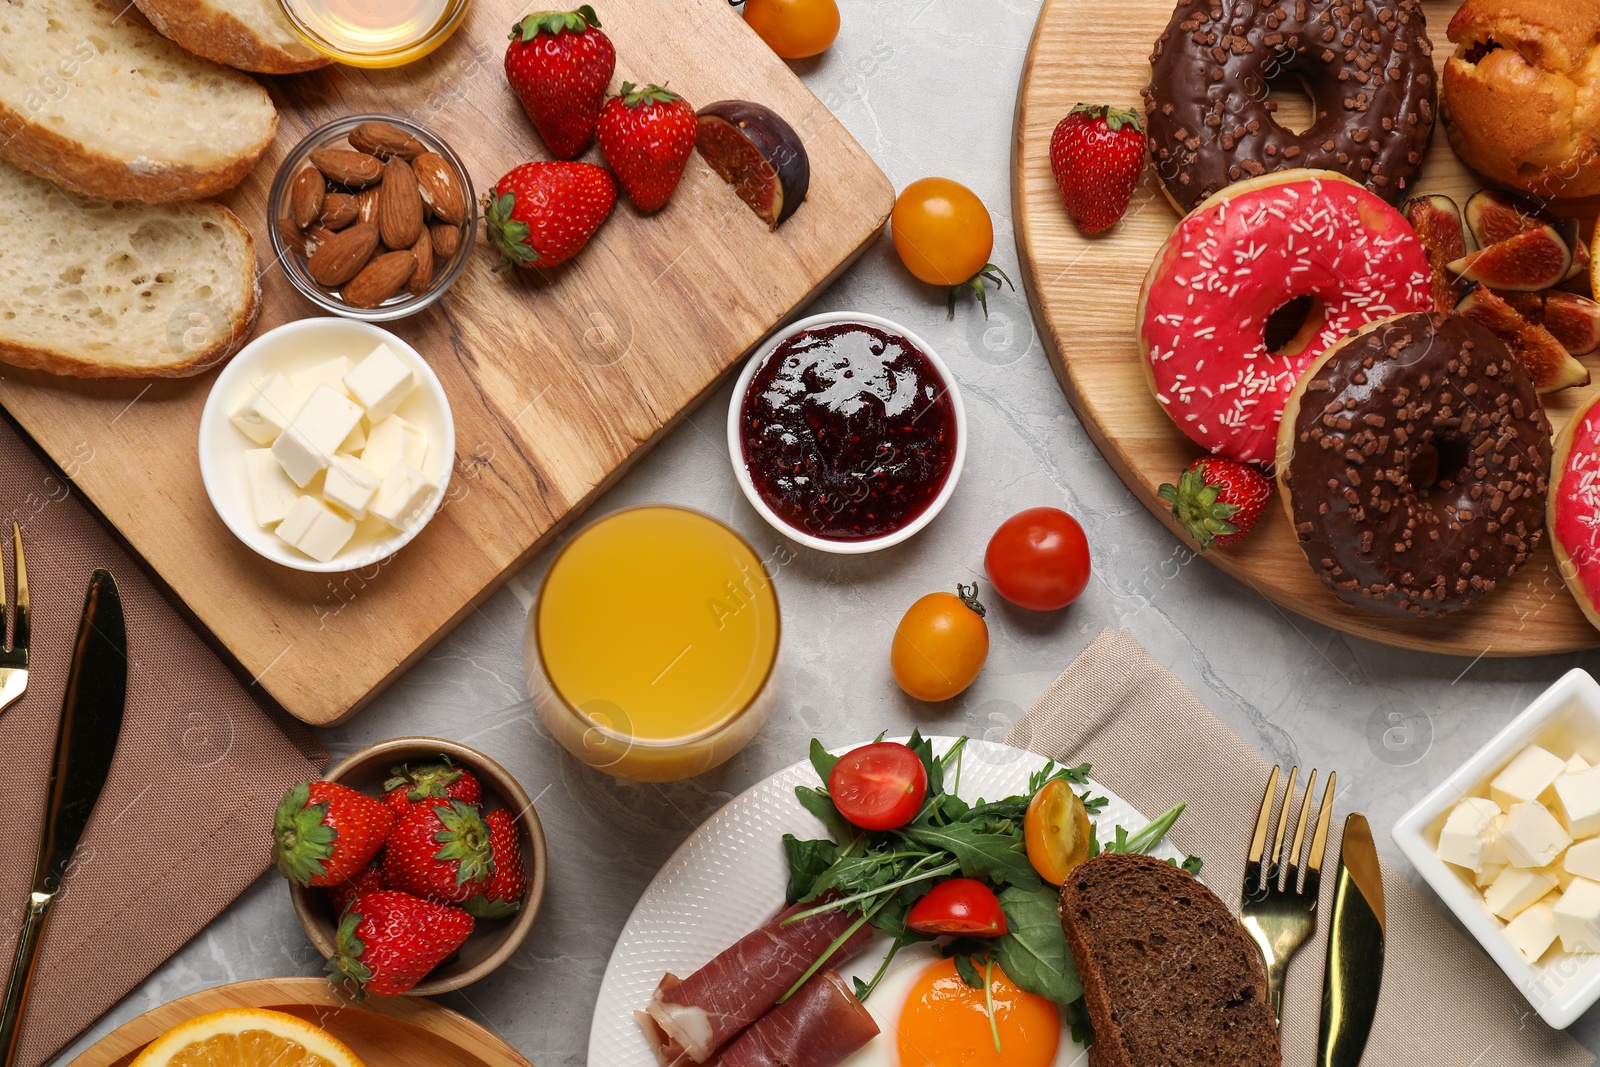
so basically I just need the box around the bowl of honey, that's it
[277,0,470,67]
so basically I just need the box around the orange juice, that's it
[526,507,780,781]
[278,0,468,67]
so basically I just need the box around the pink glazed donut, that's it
[1551,393,1600,633]
[1137,169,1433,467]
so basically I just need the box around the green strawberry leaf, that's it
[465,892,523,919]
[325,905,373,996]
[272,782,336,886]
[510,5,601,41]
[618,82,681,108]
[483,191,539,272]
[1156,468,1240,552]
[433,800,496,886]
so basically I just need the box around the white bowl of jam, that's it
[728,312,966,554]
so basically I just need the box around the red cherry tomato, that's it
[828,742,928,831]
[984,507,1091,611]
[907,878,1009,937]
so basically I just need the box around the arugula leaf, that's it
[1027,760,1091,794]
[994,884,1082,1005]
[906,730,942,798]
[1102,802,1186,856]
[782,834,838,904]
[1180,855,1204,875]
[1064,998,1094,1048]
[794,785,853,847]
[901,822,1043,890]
[953,952,984,990]
[809,739,840,786]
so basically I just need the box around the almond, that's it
[277,215,307,258]
[409,227,434,294]
[378,156,425,251]
[414,152,466,226]
[307,222,379,286]
[289,167,325,229]
[356,186,382,226]
[430,220,461,259]
[343,250,417,308]
[320,192,359,230]
[309,148,383,188]
[349,122,427,160]
[303,224,338,258]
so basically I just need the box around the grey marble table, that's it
[56,0,1600,1062]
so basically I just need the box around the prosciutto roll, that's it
[641,899,875,1063]
[713,971,880,1067]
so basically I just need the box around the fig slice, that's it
[1447,224,1573,292]
[1403,194,1468,311]
[1463,188,1589,283]
[695,100,811,230]
[1456,285,1589,393]
[1503,291,1600,356]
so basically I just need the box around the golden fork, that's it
[0,523,29,715]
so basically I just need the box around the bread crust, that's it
[133,0,331,74]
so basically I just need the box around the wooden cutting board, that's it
[0,0,893,724]
[1013,0,1600,656]
[67,977,532,1067]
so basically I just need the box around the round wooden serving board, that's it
[67,978,532,1067]
[1012,0,1600,656]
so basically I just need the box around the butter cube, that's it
[243,449,300,527]
[290,356,352,398]
[1486,865,1558,920]
[1568,839,1600,882]
[1476,862,1506,889]
[1505,900,1559,964]
[1438,797,1502,871]
[343,342,417,422]
[1492,745,1567,809]
[1484,812,1510,866]
[370,463,440,530]
[1502,801,1573,867]
[323,454,381,520]
[1570,754,1592,774]
[1554,878,1600,952]
[340,420,367,454]
[276,496,356,564]
[361,414,427,477]
[272,385,364,488]
[230,372,304,446]
[1554,765,1600,839]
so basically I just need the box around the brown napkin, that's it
[1007,628,1594,1067]
[0,413,326,1067]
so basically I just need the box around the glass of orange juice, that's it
[277,0,470,67]
[525,507,781,782]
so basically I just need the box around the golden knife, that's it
[1317,813,1386,1067]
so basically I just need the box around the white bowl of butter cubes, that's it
[199,318,453,572]
[1394,668,1600,1028]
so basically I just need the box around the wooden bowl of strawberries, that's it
[275,736,548,996]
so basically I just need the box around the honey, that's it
[278,0,469,67]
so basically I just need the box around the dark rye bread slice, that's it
[1060,852,1281,1067]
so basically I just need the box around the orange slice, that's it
[129,1008,365,1067]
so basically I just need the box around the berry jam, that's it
[739,322,958,542]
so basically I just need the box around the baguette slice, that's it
[1060,853,1281,1067]
[0,0,278,202]
[0,159,260,378]
[134,0,331,74]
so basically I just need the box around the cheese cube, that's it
[230,372,304,446]
[323,454,381,520]
[1505,900,1559,964]
[243,449,300,527]
[1566,839,1600,881]
[1438,797,1502,871]
[360,414,427,477]
[1486,865,1558,920]
[276,496,356,563]
[272,385,364,488]
[290,356,352,398]
[1491,745,1567,809]
[1476,862,1506,889]
[1570,754,1592,774]
[1502,801,1573,867]
[343,342,417,422]
[370,463,440,530]
[1554,765,1600,839]
[1554,878,1600,952]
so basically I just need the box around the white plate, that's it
[588,737,1184,1064]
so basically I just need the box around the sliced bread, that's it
[0,0,278,202]
[1059,852,1281,1067]
[134,0,331,74]
[0,158,260,377]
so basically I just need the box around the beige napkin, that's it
[1007,628,1594,1067]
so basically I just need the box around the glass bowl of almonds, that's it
[268,114,475,321]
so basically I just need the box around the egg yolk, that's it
[895,957,1060,1067]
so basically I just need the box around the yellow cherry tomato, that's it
[891,177,995,288]
[743,0,840,60]
[890,584,989,702]
[1025,778,1093,886]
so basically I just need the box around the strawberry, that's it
[484,161,616,271]
[328,859,388,915]
[1157,457,1274,552]
[382,757,482,817]
[1049,104,1146,235]
[326,890,474,996]
[505,5,616,160]
[465,809,527,918]
[383,798,496,904]
[596,82,698,212]
[273,780,395,888]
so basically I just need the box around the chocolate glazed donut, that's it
[1144,0,1437,213]
[1276,312,1551,619]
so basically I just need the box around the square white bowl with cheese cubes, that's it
[1394,668,1600,1028]
[198,318,454,572]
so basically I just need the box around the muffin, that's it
[1442,0,1600,199]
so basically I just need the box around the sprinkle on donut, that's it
[1548,394,1600,633]
[1277,311,1551,619]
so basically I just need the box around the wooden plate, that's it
[1012,0,1600,656]
[66,978,532,1067]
